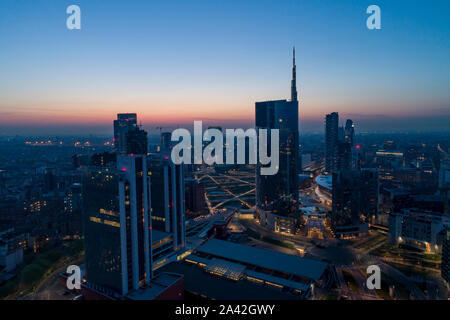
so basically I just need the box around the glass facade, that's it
[255,100,299,231]
[82,168,124,294]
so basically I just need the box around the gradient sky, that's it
[0,0,449,135]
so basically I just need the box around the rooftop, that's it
[125,272,182,300]
[196,239,327,281]
[158,262,301,300]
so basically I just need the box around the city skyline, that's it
[1,0,449,135]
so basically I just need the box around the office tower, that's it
[344,119,355,146]
[43,167,57,191]
[185,178,206,215]
[336,140,352,173]
[82,160,151,296]
[147,154,185,251]
[113,113,138,154]
[442,225,449,285]
[255,49,299,234]
[332,170,368,238]
[83,114,152,297]
[126,127,148,155]
[331,167,378,237]
[291,47,298,102]
[160,132,172,151]
[351,144,363,170]
[360,168,379,223]
[325,112,339,173]
[90,151,116,167]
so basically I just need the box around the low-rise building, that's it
[389,208,449,253]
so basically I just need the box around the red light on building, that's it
[122,168,126,172]
[356,145,361,149]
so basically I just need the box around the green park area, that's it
[0,239,84,299]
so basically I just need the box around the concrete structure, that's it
[113,113,138,154]
[180,239,329,299]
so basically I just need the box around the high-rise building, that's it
[326,114,356,174]
[360,168,379,223]
[160,132,172,151]
[126,127,148,155]
[325,112,339,173]
[185,178,206,215]
[113,113,138,154]
[255,49,299,234]
[43,167,57,191]
[344,119,355,146]
[82,162,151,297]
[147,153,185,251]
[82,114,185,298]
[336,140,352,173]
[331,168,377,238]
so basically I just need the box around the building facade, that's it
[255,49,299,234]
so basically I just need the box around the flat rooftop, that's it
[196,239,327,281]
[158,262,300,300]
[125,272,182,300]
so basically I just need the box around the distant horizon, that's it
[1,114,450,138]
[1,0,449,135]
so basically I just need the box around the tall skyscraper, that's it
[255,49,299,234]
[332,170,367,238]
[126,127,148,155]
[185,178,206,215]
[160,132,173,151]
[82,160,151,296]
[147,134,185,251]
[360,168,379,223]
[113,113,138,154]
[344,119,355,146]
[83,114,153,296]
[291,47,298,102]
[325,112,339,173]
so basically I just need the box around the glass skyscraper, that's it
[83,114,152,296]
[255,49,299,234]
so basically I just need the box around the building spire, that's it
[291,46,298,102]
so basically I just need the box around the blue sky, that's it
[0,0,449,134]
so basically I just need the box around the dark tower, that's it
[291,47,298,102]
[255,49,299,234]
